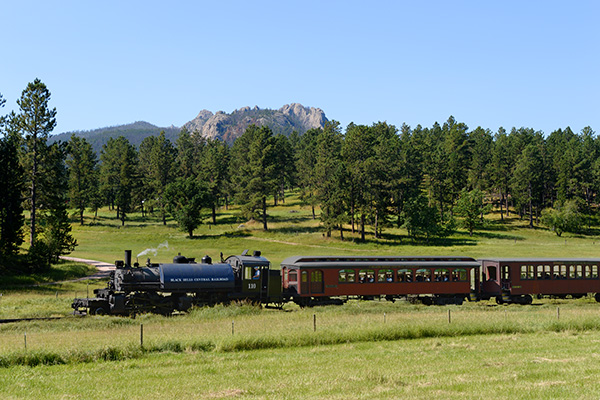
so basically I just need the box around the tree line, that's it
[1,80,598,272]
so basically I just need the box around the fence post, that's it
[140,324,144,348]
[24,332,27,350]
[448,309,451,324]
[232,321,235,336]
[557,306,560,320]
[313,314,316,332]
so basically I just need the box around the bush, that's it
[26,241,52,272]
[541,199,583,236]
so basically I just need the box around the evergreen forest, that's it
[1,80,598,273]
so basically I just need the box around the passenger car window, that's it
[397,269,412,282]
[415,268,432,282]
[338,269,355,283]
[377,269,394,282]
[434,269,450,282]
[454,269,467,281]
[359,269,375,283]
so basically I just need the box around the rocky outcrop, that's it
[183,103,328,143]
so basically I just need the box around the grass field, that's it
[1,300,600,399]
[3,330,600,399]
[2,194,600,398]
[66,193,600,266]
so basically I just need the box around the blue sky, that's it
[1,1,598,136]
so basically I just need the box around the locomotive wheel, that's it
[495,296,504,305]
[595,293,600,303]
[92,306,107,316]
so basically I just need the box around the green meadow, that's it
[66,193,600,266]
[2,194,600,399]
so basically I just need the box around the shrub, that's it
[541,199,583,236]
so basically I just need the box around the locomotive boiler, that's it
[72,250,282,315]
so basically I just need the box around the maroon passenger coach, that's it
[479,258,600,304]
[281,255,480,306]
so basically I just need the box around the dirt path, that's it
[61,256,115,280]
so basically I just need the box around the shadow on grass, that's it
[325,231,479,247]
[0,261,96,291]
[185,231,252,240]
[471,231,525,241]
[268,213,316,225]
[266,225,324,235]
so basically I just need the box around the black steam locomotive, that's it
[72,250,283,315]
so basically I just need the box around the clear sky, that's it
[1,1,598,136]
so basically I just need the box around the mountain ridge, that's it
[50,103,328,153]
[183,103,328,143]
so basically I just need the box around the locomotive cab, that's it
[225,250,283,305]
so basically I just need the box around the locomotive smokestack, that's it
[125,250,132,268]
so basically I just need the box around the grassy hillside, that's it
[67,191,600,267]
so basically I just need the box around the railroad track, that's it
[0,317,64,324]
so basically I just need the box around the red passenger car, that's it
[281,255,480,306]
[479,258,600,304]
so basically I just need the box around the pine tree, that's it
[230,125,277,230]
[66,134,98,225]
[272,134,295,205]
[490,128,512,219]
[175,127,202,179]
[314,121,348,238]
[512,142,545,228]
[14,79,57,244]
[99,136,138,226]
[423,122,451,222]
[468,127,493,191]
[164,177,209,238]
[38,143,77,263]
[454,188,492,236]
[394,124,425,227]
[0,97,25,257]
[442,116,471,208]
[199,138,230,224]
[295,128,321,219]
[138,131,176,225]
[343,123,377,240]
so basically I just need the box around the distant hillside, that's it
[183,103,328,143]
[50,103,328,154]
[50,122,180,154]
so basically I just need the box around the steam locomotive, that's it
[72,250,600,315]
[72,250,282,315]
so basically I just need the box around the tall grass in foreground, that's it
[2,301,600,367]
